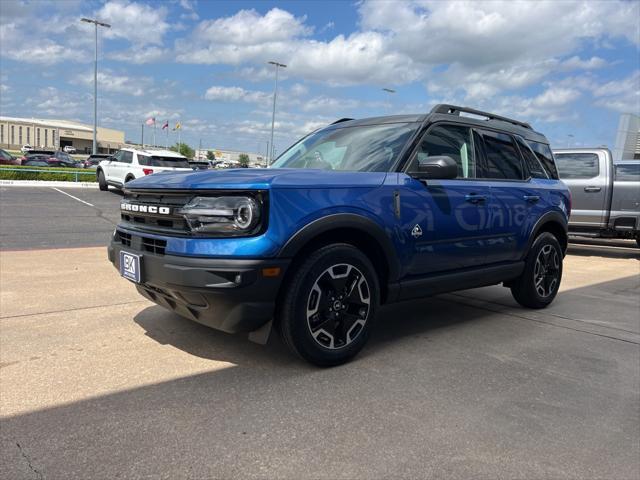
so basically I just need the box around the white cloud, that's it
[97,0,170,46]
[74,70,154,97]
[592,71,640,113]
[560,56,608,70]
[109,46,170,64]
[204,86,271,104]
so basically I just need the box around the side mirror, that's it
[414,155,458,180]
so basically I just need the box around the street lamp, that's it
[81,17,111,155]
[268,61,286,165]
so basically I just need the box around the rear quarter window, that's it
[527,141,559,179]
[615,163,640,181]
[554,153,599,179]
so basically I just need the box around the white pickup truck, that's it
[553,148,640,246]
[97,147,193,191]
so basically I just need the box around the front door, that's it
[401,123,500,276]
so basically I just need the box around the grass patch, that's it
[0,165,96,182]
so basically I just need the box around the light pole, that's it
[268,61,286,165]
[567,134,574,148]
[81,17,111,155]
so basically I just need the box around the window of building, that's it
[11,125,15,146]
[26,127,30,144]
[1,125,4,144]
[44,129,48,147]
[18,126,22,145]
[476,130,525,180]
[36,128,40,147]
[52,130,56,148]
[408,124,477,178]
[554,153,599,179]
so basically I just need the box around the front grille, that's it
[141,236,167,255]
[115,229,166,255]
[120,191,192,234]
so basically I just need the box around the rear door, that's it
[554,151,609,228]
[474,129,531,262]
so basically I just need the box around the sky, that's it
[0,0,639,156]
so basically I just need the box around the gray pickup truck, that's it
[553,148,640,246]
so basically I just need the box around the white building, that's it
[613,113,640,161]
[0,116,125,153]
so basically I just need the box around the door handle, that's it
[523,195,540,203]
[465,194,487,204]
[584,186,601,192]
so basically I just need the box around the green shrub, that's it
[0,165,96,182]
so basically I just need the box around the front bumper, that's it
[108,241,289,334]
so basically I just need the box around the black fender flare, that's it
[524,210,568,258]
[278,213,401,282]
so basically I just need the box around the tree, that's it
[170,142,195,159]
[206,150,215,161]
[238,153,250,168]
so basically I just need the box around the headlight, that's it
[178,196,262,235]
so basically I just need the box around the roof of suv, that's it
[331,104,549,144]
[121,147,187,158]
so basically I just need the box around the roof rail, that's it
[331,118,354,125]
[430,104,532,130]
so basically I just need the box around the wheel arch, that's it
[278,214,400,303]
[526,211,568,257]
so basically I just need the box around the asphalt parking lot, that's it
[1,186,639,479]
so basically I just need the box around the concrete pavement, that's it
[1,245,638,479]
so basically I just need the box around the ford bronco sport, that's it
[108,105,570,366]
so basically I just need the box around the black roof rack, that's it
[430,104,532,130]
[331,118,354,125]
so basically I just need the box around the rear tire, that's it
[97,170,108,191]
[510,232,563,309]
[278,243,380,367]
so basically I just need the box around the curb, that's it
[0,180,99,189]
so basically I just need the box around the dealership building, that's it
[613,113,640,161]
[0,116,125,153]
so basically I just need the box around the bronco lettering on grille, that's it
[121,203,171,215]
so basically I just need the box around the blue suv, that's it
[108,105,570,366]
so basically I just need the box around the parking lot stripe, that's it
[51,187,95,207]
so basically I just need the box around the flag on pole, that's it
[145,117,155,126]
[173,122,181,131]
[162,121,169,130]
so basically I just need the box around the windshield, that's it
[271,122,418,172]
[138,155,190,168]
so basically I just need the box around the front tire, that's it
[97,170,108,191]
[510,232,563,309]
[278,244,380,366]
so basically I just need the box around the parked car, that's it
[188,160,211,170]
[0,148,19,165]
[22,160,50,167]
[553,148,640,246]
[84,154,112,169]
[96,147,193,191]
[20,144,33,153]
[109,104,570,366]
[20,150,81,168]
[63,145,77,154]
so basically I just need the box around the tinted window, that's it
[121,151,133,164]
[555,153,599,179]
[615,163,640,181]
[515,136,547,178]
[527,142,559,179]
[138,155,190,168]
[477,130,524,180]
[408,124,476,178]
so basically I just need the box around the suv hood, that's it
[126,168,387,190]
